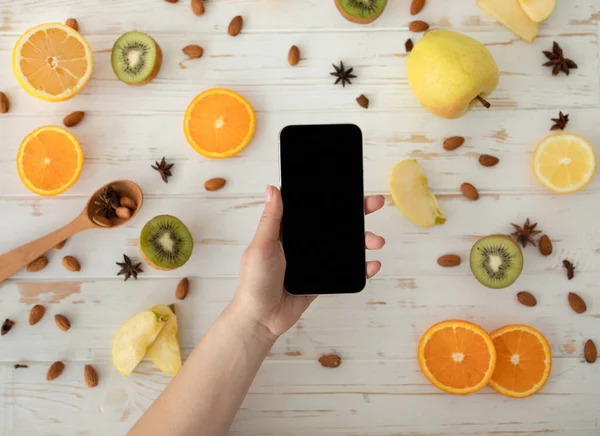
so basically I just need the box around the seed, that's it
[479,154,500,167]
[120,196,137,210]
[437,254,461,267]
[356,95,369,109]
[288,45,300,66]
[29,305,45,325]
[115,207,132,219]
[228,16,243,36]
[182,44,204,59]
[460,183,479,201]
[517,291,537,307]
[319,354,342,368]
[175,277,189,300]
[47,361,65,381]
[568,292,586,314]
[27,256,48,272]
[191,0,205,15]
[0,92,9,113]
[65,18,79,31]
[410,0,426,15]
[443,136,465,151]
[63,111,85,127]
[409,20,429,32]
[584,340,597,363]
[55,314,71,332]
[84,365,99,387]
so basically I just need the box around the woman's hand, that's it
[231,185,385,341]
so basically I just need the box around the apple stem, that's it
[476,95,491,109]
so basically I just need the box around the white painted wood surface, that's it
[1,1,600,434]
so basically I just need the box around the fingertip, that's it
[366,260,382,278]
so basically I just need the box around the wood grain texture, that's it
[1,0,600,434]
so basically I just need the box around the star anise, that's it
[152,157,174,184]
[330,61,356,87]
[543,42,578,76]
[116,254,143,281]
[1,318,15,336]
[563,260,575,280]
[94,185,119,218]
[551,111,569,131]
[511,218,542,248]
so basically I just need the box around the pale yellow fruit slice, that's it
[390,160,446,228]
[517,0,555,23]
[476,0,539,43]
[533,133,596,194]
[148,305,182,375]
[112,311,167,377]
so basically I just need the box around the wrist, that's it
[223,300,279,347]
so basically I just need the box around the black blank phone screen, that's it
[280,124,366,295]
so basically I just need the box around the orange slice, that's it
[17,126,84,196]
[12,23,93,102]
[488,325,552,398]
[418,320,496,395]
[184,88,256,158]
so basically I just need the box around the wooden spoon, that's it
[0,180,143,283]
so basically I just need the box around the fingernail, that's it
[265,185,273,203]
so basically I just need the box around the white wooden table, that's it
[1,1,600,434]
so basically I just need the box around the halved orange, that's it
[184,88,256,158]
[488,325,552,398]
[418,320,496,395]
[12,23,93,102]
[17,126,84,196]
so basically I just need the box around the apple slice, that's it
[390,160,446,228]
[148,304,182,375]
[112,311,167,377]
[518,0,555,23]
[477,0,539,43]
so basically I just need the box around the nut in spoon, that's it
[0,180,143,283]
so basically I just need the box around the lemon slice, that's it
[12,23,93,102]
[390,159,446,227]
[533,133,596,194]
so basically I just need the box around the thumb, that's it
[253,185,283,243]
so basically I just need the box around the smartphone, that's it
[279,124,366,295]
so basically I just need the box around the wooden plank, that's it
[1,108,600,197]
[1,358,599,435]
[0,0,597,34]
[0,276,596,362]
[0,193,598,280]
[0,30,598,116]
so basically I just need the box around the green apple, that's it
[148,304,182,375]
[112,311,167,377]
[406,30,499,119]
[477,0,539,42]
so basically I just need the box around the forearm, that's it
[129,301,277,436]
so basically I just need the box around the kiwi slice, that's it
[470,235,523,289]
[139,215,193,271]
[111,31,162,85]
[334,0,388,24]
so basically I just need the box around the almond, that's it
[84,364,99,387]
[409,20,429,32]
[29,305,45,325]
[318,354,342,368]
[62,256,81,272]
[205,177,226,191]
[165,0,179,2]
[0,91,9,114]
[54,239,67,250]
[437,254,460,267]
[479,154,499,167]
[410,0,426,15]
[191,0,205,16]
[443,136,465,151]
[356,94,369,109]
[517,291,537,307]
[539,235,552,256]
[92,215,113,228]
[584,339,597,363]
[288,45,300,66]
[63,111,85,127]
[115,207,132,219]
[47,361,65,381]
[460,183,479,201]
[120,196,137,210]
[27,256,49,272]
[175,277,189,300]
[55,314,71,332]
[182,44,204,59]
[65,18,79,31]
[228,16,243,36]
[568,292,587,314]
